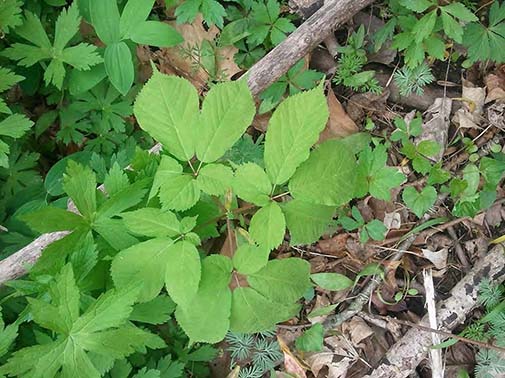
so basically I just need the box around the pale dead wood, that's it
[423,269,444,378]
[0,232,69,284]
[246,0,376,96]
[0,0,375,285]
[362,244,505,378]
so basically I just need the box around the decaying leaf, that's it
[318,89,359,143]
[342,317,374,346]
[485,73,505,103]
[452,80,485,129]
[154,15,241,90]
[421,247,448,270]
[416,97,452,161]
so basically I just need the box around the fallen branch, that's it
[0,0,375,286]
[362,243,505,378]
[246,0,376,95]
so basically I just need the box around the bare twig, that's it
[362,243,505,378]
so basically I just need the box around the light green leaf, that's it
[134,71,199,161]
[233,163,271,206]
[165,241,201,308]
[0,113,34,138]
[175,255,232,343]
[399,0,433,12]
[295,323,324,352]
[307,304,338,318]
[105,42,134,95]
[289,139,357,206]
[249,201,286,250]
[230,287,299,333]
[232,244,270,275]
[111,238,174,302]
[440,11,464,43]
[196,80,255,162]
[159,173,200,211]
[311,273,353,291]
[72,287,140,334]
[442,3,477,22]
[92,218,139,251]
[130,295,176,324]
[90,0,121,44]
[63,161,97,219]
[248,258,311,303]
[122,208,180,238]
[264,85,328,185]
[402,185,437,217]
[413,10,437,43]
[150,155,183,199]
[130,21,183,47]
[282,199,334,245]
[119,0,155,38]
[197,163,233,196]
[21,206,88,233]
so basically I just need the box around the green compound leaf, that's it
[281,199,335,245]
[175,255,232,343]
[165,241,202,308]
[264,85,328,185]
[197,163,233,196]
[196,80,255,163]
[233,163,272,206]
[230,287,299,333]
[232,244,270,275]
[355,145,406,201]
[311,273,353,291]
[289,139,357,206]
[159,173,200,211]
[121,208,180,238]
[134,72,198,161]
[295,323,324,352]
[247,258,311,303]
[111,238,174,302]
[402,185,437,218]
[249,201,286,250]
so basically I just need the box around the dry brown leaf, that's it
[278,335,308,378]
[318,90,359,143]
[485,73,505,103]
[342,317,374,346]
[417,97,452,161]
[421,248,448,270]
[453,80,485,129]
[153,15,241,90]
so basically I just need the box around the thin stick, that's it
[370,314,505,356]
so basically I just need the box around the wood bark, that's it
[0,0,375,285]
[362,243,505,378]
[246,0,376,96]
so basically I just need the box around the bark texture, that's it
[0,232,69,284]
[363,244,505,378]
[246,0,376,96]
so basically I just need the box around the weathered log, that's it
[246,0,376,96]
[0,232,69,284]
[362,243,505,378]
[0,0,375,285]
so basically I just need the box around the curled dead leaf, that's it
[318,90,358,143]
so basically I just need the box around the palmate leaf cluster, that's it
[2,3,102,89]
